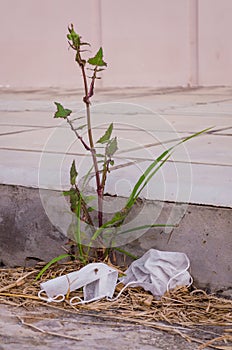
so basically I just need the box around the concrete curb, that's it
[0,184,231,292]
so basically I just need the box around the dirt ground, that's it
[1,303,231,350]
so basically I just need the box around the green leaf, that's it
[125,127,213,210]
[106,137,118,156]
[90,210,127,242]
[70,160,78,185]
[64,187,79,212]
[67,26,80,48]
[176,127,213,146]
[63,190,72,196]
[35,254,72,280]
[54,102,72,118]
[75,197,85,261]
[97,123,113,144]
[88,47,107,67]
[118,223,175,236]
[136,154,171,200]
[125,150,171,210]
[87,207,95,212]
[83,195,96,203]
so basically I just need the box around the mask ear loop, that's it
[166,254,193,292]
[70,294,110,306]
[69,296,83,306]
[106,280,145,302]
[38,290,65,303]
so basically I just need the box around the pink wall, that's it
[198,0,232,85]
[101,0,190,87]
[0,0,231,88]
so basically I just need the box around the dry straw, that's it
[0,262,231,349]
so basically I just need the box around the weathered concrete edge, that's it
[0,184,231,293]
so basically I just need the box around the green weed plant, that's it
[41,24,210,273]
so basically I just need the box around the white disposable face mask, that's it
[38,249,192,304]
[38,262,118,304]
[119,249,193,298]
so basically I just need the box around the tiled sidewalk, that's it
[0,87,231,207]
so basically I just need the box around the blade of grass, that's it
[125,149,170,209]
[87,127,213,255]
[125,127,213,209]
[117,223,175,236]
[136,153,172,199]
[126,153,172,208]
[113,247,138,260]
[176,127,213,147]
[35,254,72,280]
[75,198,85,263]
[86,153,172,249]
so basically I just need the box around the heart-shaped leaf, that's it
[54,102,72,118]
[67,26,80,48]
[70,160,78,185]
[97,123,113,144]
[106,137,118,156]
[88,47,107,67]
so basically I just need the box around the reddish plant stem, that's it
[66,117,90,151]
[74,184,95,229]
[101,158,111,193]
[79,63,103,228]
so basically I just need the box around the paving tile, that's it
[0,96,81,112]
[0,126,77,153]
[0,125,42,135]
[130,134,232,166]
[0,87,231,207]
[105,160,232,207]
[0,111,61,127]
[160,115,232,133]
[0,149,83,189]
[163,102,232,116]
[176,86,232,95]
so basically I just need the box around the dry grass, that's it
[0,262,231,349]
